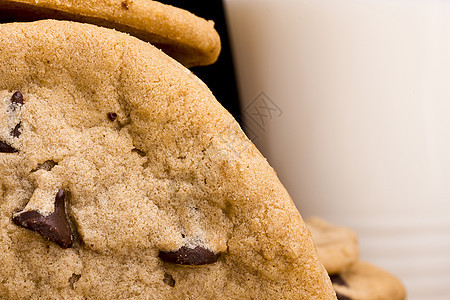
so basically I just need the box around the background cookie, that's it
[0,0,220,67]
[0,20,336,299]
[306,217,359,274]
[331,261,406,300]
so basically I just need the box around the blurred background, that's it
[166,1,450,299]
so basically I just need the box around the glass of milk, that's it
[224,0,450,299]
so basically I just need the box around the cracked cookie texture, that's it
[0,20,336,299]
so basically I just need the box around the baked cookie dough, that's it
[331,261,406,300]
[306,217,359,274]
[0,20,336,299]
[0,0,221,67]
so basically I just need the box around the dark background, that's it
[161,0,242,122]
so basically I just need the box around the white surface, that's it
[224,0,450,299]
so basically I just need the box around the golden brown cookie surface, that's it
[0,20,335,299]
[306,217,360,274]
[0,0,220,67]
[331,261,406,300]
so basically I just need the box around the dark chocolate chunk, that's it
[11,123,21,138]
[336,292,352,300]
[107,112,117,121]
[0,140,18,153]
[163,273,175,287]
[11,91,24,107]
[159,246,220,265]
[330,274,349,287]
[12,189,74,248]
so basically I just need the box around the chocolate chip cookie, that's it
[0,20,336,299]
[331,261,406,300]
[306,217,359,274]
[0,0,221,67]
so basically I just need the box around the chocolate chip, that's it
[330,274,349,287]
[10,123,21,138]
[12,189,74,248]
[158,246,220,265]
[0,140,18,153]
[10,91,24,107]
[163,273,175,287]
[336,292,352,300]
[107,112,117,121]
[121,0,129,10]
[68,273,81,289]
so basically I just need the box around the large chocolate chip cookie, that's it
[0,20,336,299]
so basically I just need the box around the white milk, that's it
[223,0,450,299]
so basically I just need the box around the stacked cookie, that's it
[0,1,338,299]
[306,217,407,300]
[0,0,221,67]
